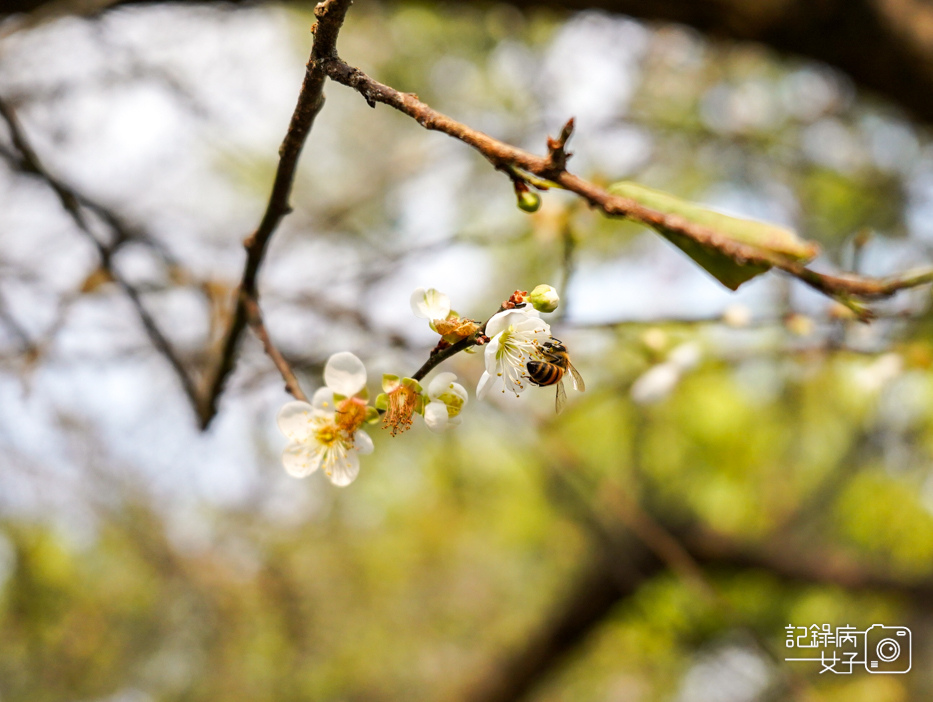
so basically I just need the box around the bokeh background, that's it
[2,1,933,700]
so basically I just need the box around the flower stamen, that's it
[383,383,419,436]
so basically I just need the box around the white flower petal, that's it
[354,430,374,455]
[410,288,426,317]
[428,371,459,398]
[488,308,543,336]
[311,387,336,412]
[483,336,502,375]
[324,351,367,396]
[282,441,323,478]
[484,310,509,338]
[476,371,495,399]
[424,401,450,432]
[327,450,360,487]
[276,402,316,442]
[515,315,550,339]
[447,382,468,403]
[410,287,450,320]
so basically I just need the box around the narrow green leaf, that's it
[609,181,820,290]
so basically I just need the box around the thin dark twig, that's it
[0,94,202,412]
[0,142,175,266]
[243,296,309,403]
[409,334,477,383]
[200,0,353,429]
[0,282,34,352]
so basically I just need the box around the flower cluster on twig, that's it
[275,285,582,486]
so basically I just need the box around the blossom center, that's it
[436,391,464,417]
[336,396,367,435]
[383,384,419,436]
[315,421,341,447]
[496,326,516,358]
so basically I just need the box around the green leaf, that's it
[608,181,820,290]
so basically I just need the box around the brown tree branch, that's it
[198,0,353,429]
[243,295,308,403]
[0,285,35,355]
[463,517,933,702]
[458,544,665,702]
[322,57,933,319]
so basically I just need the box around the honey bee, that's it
[526,338,585,414]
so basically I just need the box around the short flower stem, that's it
[410,334,478,382]
[410,305,506,382]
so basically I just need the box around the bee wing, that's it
[568,363,585,392]
[555,378,567,414]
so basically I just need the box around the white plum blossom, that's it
[410,287,451,320]
[477,307,551,399]
[423,372,468,432]
[276,352,373,487]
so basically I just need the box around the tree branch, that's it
[458,543,664,702]
[199,0,353,428]
[0,94,202,413]
[463,517,933,702]
[243,295,308,403]
[322,58,933,319]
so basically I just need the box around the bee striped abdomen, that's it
[526,360,564,387]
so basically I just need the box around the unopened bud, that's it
[528,284,559,313]
[517,189,541,212]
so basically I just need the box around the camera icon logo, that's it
[864,625,911,673]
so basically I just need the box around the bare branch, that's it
[0,94,202,413]
[199,0,353,429]
[243,295,308,403]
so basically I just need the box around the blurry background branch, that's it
[5,0,933,124]
[0,94,203,412]
[463,506,933,702]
